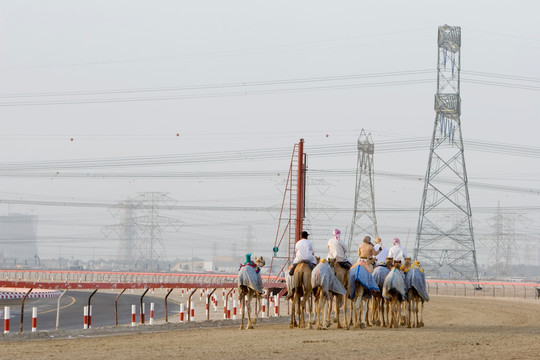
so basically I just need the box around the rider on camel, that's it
[357,235,382,261]
[289,231,317,276]
[327,228,352,270]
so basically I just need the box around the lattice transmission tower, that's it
[348,129,378,258]
[415,25,479,282]
[106,192,182,269]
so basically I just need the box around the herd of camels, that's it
[237,255,429,330]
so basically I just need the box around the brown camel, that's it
[405,261,429,328]
[382,263,407,328]
[370,257,393,327]
[289,262,313,329]
[237,256,265,330]
[406,287,426,328]
[349,257,378,329]
[327,258,349,329]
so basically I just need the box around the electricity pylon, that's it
[415,25,479,282]
[348,129,378,258]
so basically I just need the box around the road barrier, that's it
[32,307,37,332]
[4,306,10,333]
[131,305,136,326]
[83,306,88,329]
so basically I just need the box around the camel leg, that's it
[335,294,342,329]
[253,294,261,325]
[359,297,366,329]
[240,293,245,330]
[419,300,424,327]
[307,295,313,329]
[380,299,386,327]
[407,299,412,328]
[342,294,349,330]
[326,297,333,328]
[246,294,254,329]
[415,298,420,328]
[370,298,378,326]
[299,296,306,328]
[289,295,296,329]
[388,298,396,328]
[365,299,371,327]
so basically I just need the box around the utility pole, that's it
[415,25,479,282]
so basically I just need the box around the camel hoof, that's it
[359,322,366,329]
[248,325,254,329]
[419,322,424,327]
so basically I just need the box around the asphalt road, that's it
[2,290,178,332]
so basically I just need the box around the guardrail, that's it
[426,279,540,300]
[0,269,285,290]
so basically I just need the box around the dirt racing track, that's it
[2,295,539,360]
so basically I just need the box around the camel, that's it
[371,257,393,327]
[405,260,429,328]
[348,257,380,329]
[237,255,265,330]
[326,258,350,329]
[311,259,347,330]
[288,262,313,329]
[382,263,407,328]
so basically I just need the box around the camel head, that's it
[254,256,265,267]
[366,256,377,271]
[393,259,402,270]
[327,257,337,269]
[404,257,412,269]
[385,257,394,268]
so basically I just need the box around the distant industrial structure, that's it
[105,192,182,270]
[0,214,39,265]
[415,25,479,281]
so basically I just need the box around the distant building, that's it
[0,214,38,264]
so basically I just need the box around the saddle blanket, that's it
[311,261,347,299]
[382,268,407,301]
[372,265,390,289]
[405,268,430,301]
[238,264,263,294]
[349,263,380,299]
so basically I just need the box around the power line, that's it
[0,69,538,106]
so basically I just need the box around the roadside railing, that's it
[426,279,540,300]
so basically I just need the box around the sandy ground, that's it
[2,295,540,360]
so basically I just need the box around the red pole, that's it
[295,138,305,243]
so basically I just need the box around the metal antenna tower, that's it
[348,129,378,258]
[415,25,479,282]
[269,139,306,277]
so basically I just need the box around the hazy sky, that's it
[0,1,538,266]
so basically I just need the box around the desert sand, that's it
[2,295,539,360]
